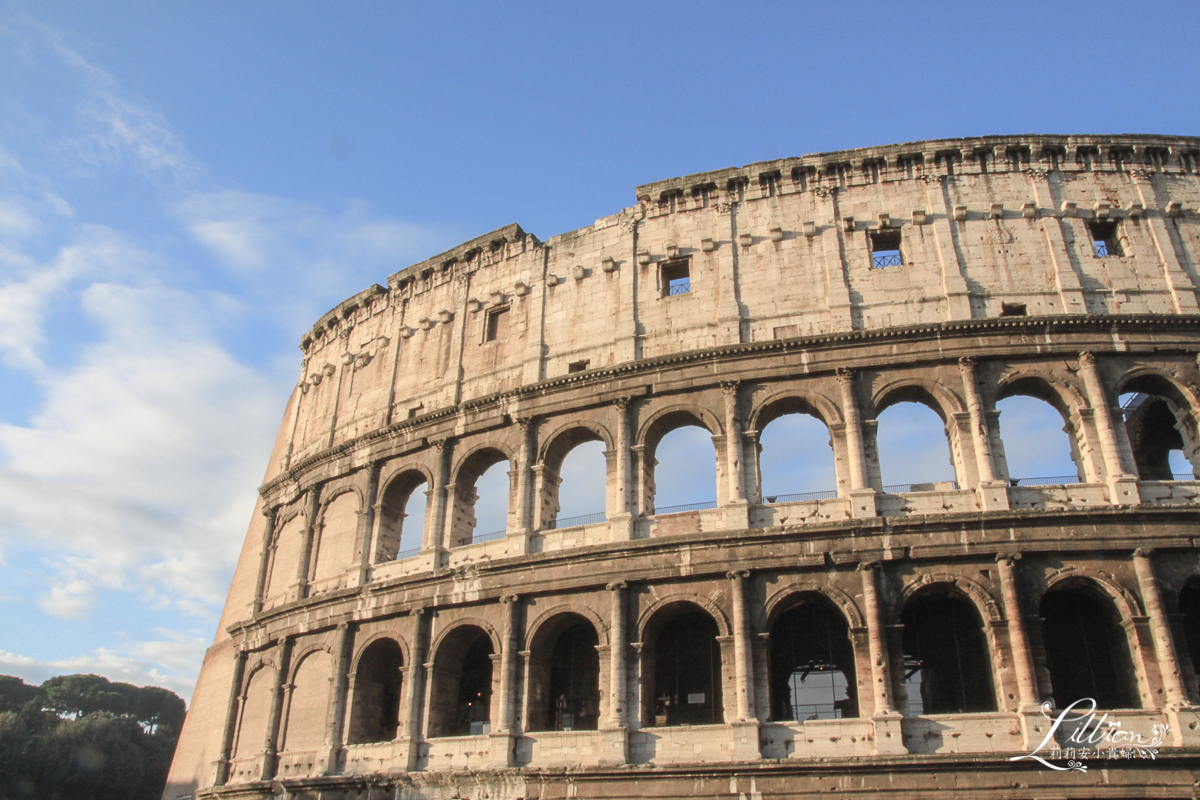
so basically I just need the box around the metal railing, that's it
[653,500,718,515]
[667,280,691,296]
[871,252,902,268]
[1009,476,1081,486]
[882,481,959,494]
[471,529,507,544]
[554,511,607,529]
[765,490,838,503]
[395,547,421,561]
[1172,473,1198,481]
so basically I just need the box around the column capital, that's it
[958,355,978,371]
[1134,547,1154,558]
[995,551,1023,564]
[726,569,751,581]
[857,560,881,571]
[515,416,534,430]
[430,436,450,453]
[500,594,520,604]
[1078,350,1097,367]
[614,395,633,410]
[606,581,628,591]
[720,380,741,397]
[835,367,856,383]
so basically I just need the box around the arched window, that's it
[995,393,1080,484]
[1120,390,1196,480]
[901,590,995,715]
[540,430,607,529]
[642,605,723,726]
[651,424,717,513]
[427,626,495,737]
[280,650,333,753]
[375,471,428,561]
[526,615,601,731]
[1178,579,1200,698]
[347,639,403,744]
[449,449,511,546]
[758,406,837,502]
[874,398,957,492]
[768,596,857,720]
[1040,585,1139,709]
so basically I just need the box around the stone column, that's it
[260,637,293,780]
[728,570,756,722]
[959,358,1009,509]
[214,648,248,785]
[610,398,634,540]
[838,369,877,518]
[490,595,520,766]
[253,505,276,614]
[601,581,630,764]
[860,562,904,754]
[293,490,320,601]
[512,418,535,553]
[995,554,1038,709]
[424,438,451,568]
[323,623,353,773]
[1079,351,1140,503]
[722,383,750,529]
[355,461,381,585]
[1133,549,1189,708]
[402,609,429,770]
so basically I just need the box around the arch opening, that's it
[376,471,428,561]
[427,626,494,737]
[527,615,601,731]
[642,604,723,726]
[543,433,607,529]
[347,638,403,744]
[1178,579,1200,699]
[1119,385,1197,480]
[648,420,718,514]
[451,449,511,546]
[757,406,837,502]
[900,589,995,715]
[1040,584,1139,710]
[995,391,1082,484]
[768,596,857,721]
[874,395,957,492]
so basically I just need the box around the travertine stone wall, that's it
[165,134,1200,800]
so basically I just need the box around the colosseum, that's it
[166,134,1200,800]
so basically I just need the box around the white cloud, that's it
[0,628,207,699]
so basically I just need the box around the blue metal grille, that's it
[871,252,902,268]
[554,511,607,529]
[654,500,717,515]
[765,490,838,503]
[1093,239,1110,257]
[668,279,691,295]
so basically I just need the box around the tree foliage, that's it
[0,674,184,800]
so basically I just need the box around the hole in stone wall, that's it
[901,590,995,715]
[1087,220,1122,258]
[661,258,691,296]
[347,639,403,744]
[485,306,509,342]
[1040,586,1139,710]
[999,302,1027,317]
[1120,392,1195,480]
[869,230,903,268]
[769,597,857,720]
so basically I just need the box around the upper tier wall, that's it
[286,134,1200,465]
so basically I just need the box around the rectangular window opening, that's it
[661,258,691,296]
[1000,302,1027,317]
[869,230,903,269]
[484,306,509,342]
[1087,220,1122,258]
[568,360,590,373]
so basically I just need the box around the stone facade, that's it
[165,134,1200,800]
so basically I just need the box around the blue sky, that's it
[0,1,1195,701]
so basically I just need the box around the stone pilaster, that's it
[1078,351,1140,504]
[838,369,877,517]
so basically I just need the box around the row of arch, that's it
[256,358,1200,604]
[231,568,1200,763]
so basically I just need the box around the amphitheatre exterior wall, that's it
[166,134,1200,800]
